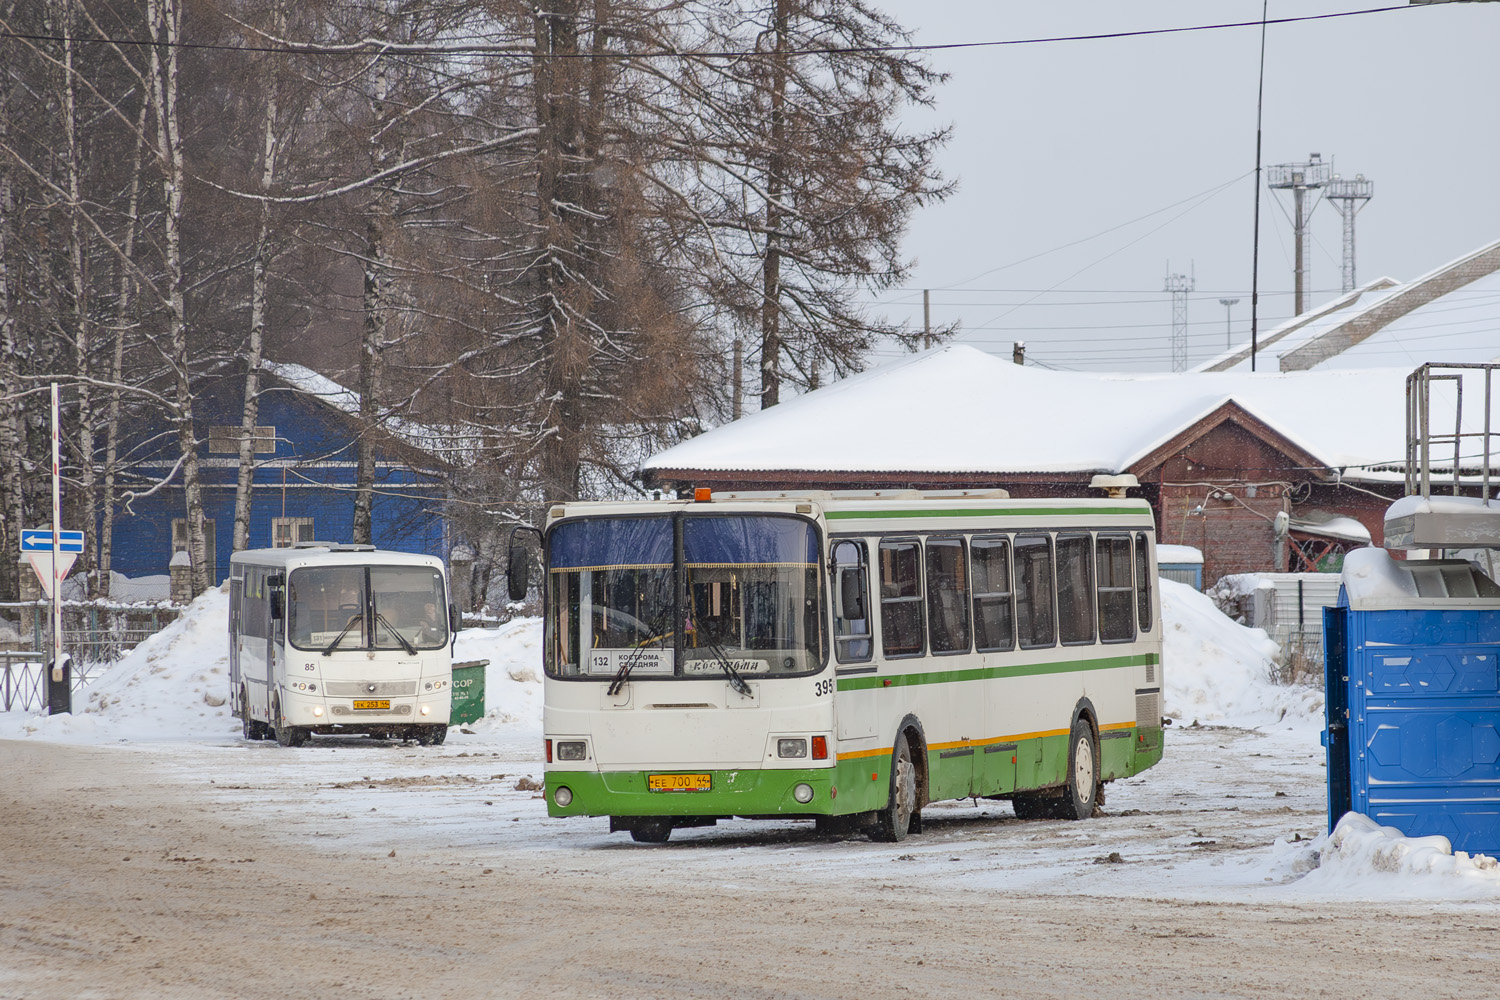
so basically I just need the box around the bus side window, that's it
[832,540,872,664]
[1097,535,1136,642]
[925,537,970,654]
[972,535,1014,652]
[1135,532,1154,632]
[1056,533,1096,645]
[1014,534,1055,649]
[879,539,925,658]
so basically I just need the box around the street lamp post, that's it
[1218,297,1240,350]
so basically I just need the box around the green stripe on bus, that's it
[836,652,1158,692]
[824,507,1146,520]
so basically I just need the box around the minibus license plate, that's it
[353,699,390,711]
[648,773,711,793]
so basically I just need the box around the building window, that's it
[272,517,315,548]
[172,517,217,584]
[208,425,276,454]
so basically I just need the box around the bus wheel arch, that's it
[271,694,309,748]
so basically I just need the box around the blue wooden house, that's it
[106,362,451,586]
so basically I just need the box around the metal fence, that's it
[0,601,185,666]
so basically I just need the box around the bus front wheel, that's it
[629,819,672,843]
[272,697,309,748]
[413,725,447,746]
[871,732,918,842]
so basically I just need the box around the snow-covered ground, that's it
[3,577,1497,905]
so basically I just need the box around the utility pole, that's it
[1327,174,1374,293]
[731,337,743,420]
[1012,341,1025,366]
[922,289,932,349]
[1267,153,1331,315]
[1218,297,1240,349]
[1165,267,1195,372]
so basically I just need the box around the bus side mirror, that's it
[270,590,284,621]
[448,602,460,633]
[839,568,866,621]
[507,544,530,602]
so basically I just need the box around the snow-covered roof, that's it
[1289,513,1372,545]
[1202,238,1500,373]
[1156,544,1203,565]
[641,345,1428,483]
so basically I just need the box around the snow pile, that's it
[1275,813,1500,898]
[1160,578,1321,727]
[0,583,235,743]
[451,617,544,730]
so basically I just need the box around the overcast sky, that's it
[858,1,1500,373]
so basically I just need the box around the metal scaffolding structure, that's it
[1164,269,1195,372]
[1327,174,1374,294]
[1267,153,1332,315]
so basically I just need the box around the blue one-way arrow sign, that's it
[21,528,84,553]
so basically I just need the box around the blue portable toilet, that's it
[1324,544,1500,854]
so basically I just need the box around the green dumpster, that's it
[450,659,488,726]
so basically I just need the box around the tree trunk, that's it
[149,0,209,597]
[759,0,789,410]
[98,102,151,599]
[233,2,283,553]
[0,68,19,602]
[353,55,394,546]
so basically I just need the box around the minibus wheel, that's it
[629,819,672,843]
[1058,716,1099,821]
[271,696,309,748]
[413,725,447,746]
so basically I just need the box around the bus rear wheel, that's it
[1058,716,1099,821]
[871,732,918,842]
[240,686,270,741]
[629,819,672,843]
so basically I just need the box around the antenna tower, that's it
[1326,174,1374,293]
[1267,153,1331,315]
[1164,267,1195,372]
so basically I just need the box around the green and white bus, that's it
[522,490,1164,842]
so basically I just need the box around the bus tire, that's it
[272,697,309,748]
[414,725,447,746]
[629,819,672,843]
[1010,791,1054,820]
[1058,715,1099,821]
[241,685,270,741]
[871,732,918,842]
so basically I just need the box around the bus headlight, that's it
[793,783,815,804]
[777,738,807,758]
[557,741,587,762]
[554,786,573,808]
[313,706,324,718]
[420,704,431,716]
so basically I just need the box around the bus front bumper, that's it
[544,767,842,819]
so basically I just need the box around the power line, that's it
[0,5,1423,60]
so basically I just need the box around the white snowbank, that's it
[1160,578,1321,727]
[451,617,544,730]
[1271,813,1500,899]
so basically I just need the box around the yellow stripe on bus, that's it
[837,723,1135,761]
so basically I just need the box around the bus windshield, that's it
[288,565,448,652]
[547,514,824,678]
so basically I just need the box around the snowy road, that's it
[4,721,1499,1000]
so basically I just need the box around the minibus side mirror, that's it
[269,590,284,621]
[839,568,866,621]
[507,544,530,602]
[448,602,460,633]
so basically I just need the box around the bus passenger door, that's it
[832,541,878,741]
[228,577,242,713]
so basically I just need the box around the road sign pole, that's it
[50,382,65,698]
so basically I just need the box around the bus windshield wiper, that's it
[706,638,752,698]
[607,609,672,697]
[322,613,363,656]
[374,611,418,656]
